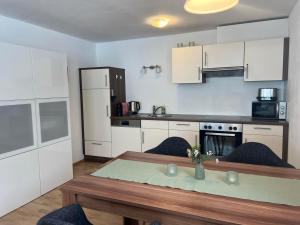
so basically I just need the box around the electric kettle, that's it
[128,101,141,115]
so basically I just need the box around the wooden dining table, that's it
[61,152,300,225]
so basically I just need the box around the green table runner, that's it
[92,159,300,206]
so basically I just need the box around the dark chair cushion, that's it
[221,142,294,168]
[37,204,93,225]
[145,137,191,157]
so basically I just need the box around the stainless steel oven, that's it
[200,122,243,157]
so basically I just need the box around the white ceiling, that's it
[0,0,297,42]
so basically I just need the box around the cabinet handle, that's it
[105,75,108,87]
[92,142,102,146]
[176,123,191,126]
[111,89,114,96]
[142,131,145,144]
[106,105,109,117]
[245,64,249,79]
[198,67,201,81]
[254,127,271,130]
[204,52,208,66]
[244,138,247,143]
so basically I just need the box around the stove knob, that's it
[218,126,222,130]
[204,125,208,129]
[208,125,212,129]
[229,127,233,131]
[233,127,237,131]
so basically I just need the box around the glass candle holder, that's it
[166,164,177,177]
[226,171,239,184]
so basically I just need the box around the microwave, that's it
[252,101,287,120]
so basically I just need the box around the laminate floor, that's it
[0,161,123,225]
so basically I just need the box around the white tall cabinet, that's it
[0,42,72,217]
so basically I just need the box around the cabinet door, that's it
[244,38,284,81]
[36,99,70,147]
[172,46,203,83]
[31,49,69,98]
[81,69,110,89]
[39,140,73,194]
[203,42,244,69]
[169,130,199,147]
[0,150,40,217]
[85,141,111,157]
[0,100,37,160]
[82,89,111,142]
[243,134,283,159]
[141,129,169,152]
[112,127,141,157]
[0,43,34,100]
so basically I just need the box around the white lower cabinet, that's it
[39,140,73,195]
[169,130,199,147]
[141,129,169,152]
[0,150,40,217]
[85,141,111,158]
[112,127,141,157]
[243,124,283,159]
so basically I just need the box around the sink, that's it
[147,114,172,118]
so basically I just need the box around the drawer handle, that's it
[254,127,271,130]
[92,143,102,146]
[176,123,191,126]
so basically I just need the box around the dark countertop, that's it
[111,113,288,126]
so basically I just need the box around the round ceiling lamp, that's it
[184,0,239,14]
[147,16,170,28]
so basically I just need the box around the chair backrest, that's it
[221,142,294,168]
[145,136,191,157]
[37,204,92,225]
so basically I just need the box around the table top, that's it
[61,152,300,225]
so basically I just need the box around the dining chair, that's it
[145,136,191,157]
[37,204,161,225]
[221,142,294,168]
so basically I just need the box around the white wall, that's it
[0,16,97,163]
[96,27,285,116]
[288,1,300,168]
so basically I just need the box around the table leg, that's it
[62,191,77,206]
[123,217,139,225]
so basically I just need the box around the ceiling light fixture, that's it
[147,16,170,28]
[184,0,239,14]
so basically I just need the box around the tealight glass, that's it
[166,164,177,177]
[226,171,239,184]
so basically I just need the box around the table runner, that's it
[92,159,300,206]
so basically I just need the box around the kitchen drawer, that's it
[85,141,111,157]
[141,120,168,130]
[243,124,283,136]
[169,121,199,131]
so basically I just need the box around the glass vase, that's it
[195,162,205,180]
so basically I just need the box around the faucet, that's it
[152,105,166,116]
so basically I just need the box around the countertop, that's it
[111,113,289,126]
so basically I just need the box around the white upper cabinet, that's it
[172,46,203,83]
[31,48,69,98]
[0,43,34,100]
[81,69,110,89]
[244,38,286,81]
[203,42,244,69]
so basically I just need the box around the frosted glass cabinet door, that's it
[31,48,69,98]
[0,101,37,159]
[36,99,70,146]
[0,42,34,100]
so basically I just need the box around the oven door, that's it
[200,131,242,156]
[252,102,279,119]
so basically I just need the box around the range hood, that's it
[202,66,245,73]
[202,67,244,78]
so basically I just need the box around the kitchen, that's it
[0,0,300,225]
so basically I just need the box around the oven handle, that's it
[205,132,236,137]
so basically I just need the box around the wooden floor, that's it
[0,161,123,225]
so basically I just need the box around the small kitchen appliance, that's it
[128,101,141,115]
[257,88,278,101]
[116,102,129,116]
[252,101,287,120]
